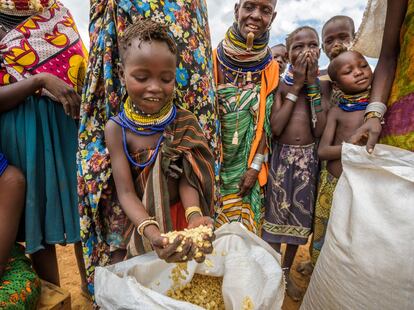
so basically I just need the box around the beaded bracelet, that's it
[137,217,160,236]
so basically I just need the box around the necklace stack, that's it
[110,97,176,168]
[337,89,370,112]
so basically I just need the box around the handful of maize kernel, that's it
[162,226,213,259]
[167,273,225,310]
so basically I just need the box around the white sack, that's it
[95,222,285,310]
[301,143,414,310]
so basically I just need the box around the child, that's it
[271,43,288,74]
[296,15,357,276]
[322,15,355,61]
[312,48,373,264]
[105,20,215,263]
[262,26,328,301]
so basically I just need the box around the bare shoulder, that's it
[320,80,331,96]
[104,116,122,137]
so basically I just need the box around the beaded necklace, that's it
[217,22,272,87]
[110,97,176,168]
[337,89,370,112]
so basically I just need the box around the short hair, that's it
[322,15,355,38]
[285,26,319,52]
[327,45,352,81]
[119,19,177,63]
[271,43,286,50]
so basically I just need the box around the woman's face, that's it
[120,40,176,115]
[234,0,277,39]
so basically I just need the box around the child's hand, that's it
[238,168,259,197]
[188,215,215,263]
[293,52,307,88]
[151,234,195,263]
[306,51,319,84]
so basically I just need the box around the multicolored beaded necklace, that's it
[337,89,370,112]
[110,97,176,168]
[217,22,273,86]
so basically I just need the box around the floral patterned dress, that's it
[77,0,218,296]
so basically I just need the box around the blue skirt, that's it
[0,96,80,254]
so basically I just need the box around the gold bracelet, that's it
[184,206,203,222]
[137,217,159,236]
[364,111,385,125]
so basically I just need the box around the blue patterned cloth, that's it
[0,153,7,176]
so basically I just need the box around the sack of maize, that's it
[95,223,285,309]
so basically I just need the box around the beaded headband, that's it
[0,0,53,16]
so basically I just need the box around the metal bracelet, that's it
[286,92,298,103]
[365,101,387,117]
[250,162,261,172]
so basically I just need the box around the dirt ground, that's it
[56,244,311,309]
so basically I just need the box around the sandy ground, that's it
[56,244,311,310]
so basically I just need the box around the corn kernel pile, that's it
[167,273,225,310]
[162,226,213,259]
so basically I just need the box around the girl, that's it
[105,20,215,264]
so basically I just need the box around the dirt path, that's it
[56,244,311,309]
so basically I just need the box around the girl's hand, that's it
[350,117,383,153]
[151,232,194,263]
[187,215,215,263]
[306,51,319,84]
[238,168,259,197]
[293,52,307,89]
[38,72,81,119]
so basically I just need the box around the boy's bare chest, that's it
[125,132,162,154]
[335,110,365,142]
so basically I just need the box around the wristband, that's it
[364,111,385,125]
[365,101,387,117]
[250,161,261,172]
[185,206,203,222]
[137,217,159,236]
[286,92,298,103]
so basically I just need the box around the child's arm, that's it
[105,121,190,262]
[307,51,327,137]
[271,53,307,136]
[0,73,81,119]
[312,80,330,137]
[318,108,341,160]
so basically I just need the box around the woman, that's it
[0,154,41,309]
[0,0,87,287]
[351,0,413,152]
[213,0,279,234]
[78,0,218,295]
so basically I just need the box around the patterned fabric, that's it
[0,153,7,176]
[262,143,318,245]
[214,84,273,234]
[0,0,53,16]
[0,244,41,309]
[77,1,218,296]
[380,0,414,151]
[311,168,338,266]
[0,1,87,95]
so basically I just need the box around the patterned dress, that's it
[0,244,41,309]
[78,0,218,295]
[380,0,414,151]
[215,84,273,233]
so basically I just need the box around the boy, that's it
[313,48,373,264]
[271,43,288,74]
[262,26,329,301]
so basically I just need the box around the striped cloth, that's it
[0,153,7,176]
[215,84,273,234]
[123,109,216,256]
